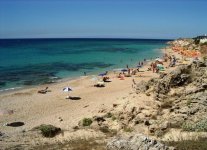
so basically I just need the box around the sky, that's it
[0,0,206,39]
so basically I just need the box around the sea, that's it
[0,38,170,92]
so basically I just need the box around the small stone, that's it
[113,104,118,108]
[72,126,79,130]
[58,117,63,122]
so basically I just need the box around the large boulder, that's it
[107,134,174,150]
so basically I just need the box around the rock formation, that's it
[107,134,174,150]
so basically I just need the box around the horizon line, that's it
[0,37,174,40]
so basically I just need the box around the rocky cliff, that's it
[105,60,207,149]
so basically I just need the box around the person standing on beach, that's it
[152,62,157,73]
[138,62,141,66]
[127,68,131,76]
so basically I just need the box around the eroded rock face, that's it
[154,65,191,95]
[106,134,174,150]
[136,80,149,94]
[131,61,207,136]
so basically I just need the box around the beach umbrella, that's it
[157,64,163,67]
[98,73,106,76]
[113,68,124,72]
[63,87,72,99]
[63,87,72,92]
[155,58,164,62]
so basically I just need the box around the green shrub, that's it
[105,112,113,118]
[82,118,93,126]
[99,126,109,133]
[182,122,194,132]
[182,119,207,132]
[111,116,116,121]
[123,126,133,132]
[35,124,61,137]
[203,56,207,61]
[186,99,192,107]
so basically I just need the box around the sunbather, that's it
[103,76,110,82]
[38,87,49,94]
[94,81,105,87]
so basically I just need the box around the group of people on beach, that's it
[37,54,177,99]
[118,59,146,79]
[148,54,177,73]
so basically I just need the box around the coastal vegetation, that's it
[80,118,93,126]
[164,137,207,150]
[182,119,207,132]
[34,124,61,137]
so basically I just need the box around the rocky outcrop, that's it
[76,60,207,149]
[107,134,174,150]
[135,80,150,94]
[118,61,207,137]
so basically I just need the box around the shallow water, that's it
[0,38,169,91]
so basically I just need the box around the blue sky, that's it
[0,0,206,39]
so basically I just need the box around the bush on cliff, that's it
[35,124,61,137]
[80,118,93,126]
[182,119,207,132]
[165,137,207,150]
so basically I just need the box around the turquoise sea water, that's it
[0,38,169,91]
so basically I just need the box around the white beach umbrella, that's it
[63,87,72,92]
[155,58,164,62]
[113,68,125,72]
[63,87,72,98]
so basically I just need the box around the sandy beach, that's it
[0,63,160,128]
[0,47,186,148]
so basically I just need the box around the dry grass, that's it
[160,99,173,109]
[32,137,107,150]
[164,137,207,150]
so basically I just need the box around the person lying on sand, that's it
[118,73,122,78]
[117,73,125,80]
[103,76,110,82]
[38,87,49,94]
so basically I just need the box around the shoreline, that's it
[0,48,164,95]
